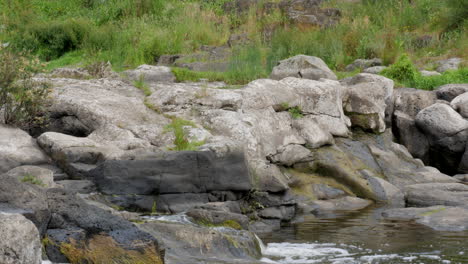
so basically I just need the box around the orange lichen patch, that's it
[59,234,163,264]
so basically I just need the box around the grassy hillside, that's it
[0,0,466,87]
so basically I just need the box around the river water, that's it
[259,206,468,264]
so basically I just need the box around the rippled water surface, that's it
[259,206,468,264]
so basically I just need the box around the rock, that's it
[405,183,468,207]
[392,88,437,161]
[382,206,468,231]
[451,92,468,118]
[363,66,387,74]
[342,73,394,133]
[270,55,337,81]
[268,144,312,166]
[5,165,54,187]
[365,176,405,207]
[306,196,372,212]
[124,64,175,83]
[436,83,468,101]
[279,0,341,27]
[345,58,382,72]
[258,205,295,221]
[45,188,163,262]
[139,220,262,264]
[186,208,250,229]
[0,125,49,174]
[311,184,346,200]
[415,103,468,139]
[57,180,96,194]
[454,174,468,182]
[292,117,334,148]
[436,57,463,73]
[91,151,251,195]
[50,67,92,79]
[0,175,50,235]
[420,70,441,77]
[460,147,468,173]
[0,213,41,264]
[249,218,282,234]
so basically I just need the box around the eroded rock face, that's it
[0,213,42,264]
[270,55,337,80]
[342,73,394,133]
[0,125,49,174]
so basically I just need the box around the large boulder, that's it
[139,220,263,264]
[0,213,42,264]
[436,83,468,101]
[382,206,468,231]
[392,88,437,161]
[451,92,468,118]
[405,183,468,207]
[0,125,49,174]
[5,165,55,188]
[342,73,394,133]
[270,55,337,81]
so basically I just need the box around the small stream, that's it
[259,206,468,264]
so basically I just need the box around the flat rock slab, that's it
[382,206,468,231]
[405,182,468,207]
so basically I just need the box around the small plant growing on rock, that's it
[0,47,51,131]
[133,75,152,96]
[20,174,45,187]
[288,106,303,119]
[164,117,205,151]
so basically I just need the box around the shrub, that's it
[381,54,420,84]
[164,118,205,151]
[0,48,51,131]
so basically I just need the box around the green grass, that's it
[164,117,205,151]
[0,0,466,87]
[133,75,152,96]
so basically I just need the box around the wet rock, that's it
[311,184,346,200]
[0,213,41,264]
[436,83,468,101]
[139,220,262,264]
[5,165,55,188]
[363,66,387,74]
[124,64,175,83]
[345,58,382,72]
[306,196,372,212]
[186,208,250,229]
[249,218,282,234]
[365,176,405,207]
[258,205,295,221]
[405,183,468,207]
[342,74,394,133]
[0,125,49,174]
[436,57,463,73]
[451,92,468,118]
[382,206,468,231]
[270,55,337,80]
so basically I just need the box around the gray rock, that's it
[460,147,468,173]
[345,58,382,72]
[0,125,49,174]
[366,176,405,207]
[382,206,468,231]
[436,57,463,73]
[268,144,312,166]
[292,117,334,148]
[420,70,441,77]
[0,213,41,264]
[453,174,468,182]
[5,165,54,188]
[139,220,262,264]
[415,103,468,139]
[91,151,251,195]
[436,83,468,101]
[57,180,96,194]
[451,92,468,118]
[405,183,468,207]
[307,196,372,212]
[363,66,387,74]
[311,184,346,200]
[258,205,295,221]
[342,74,394,133]
[124,64,175,83]
[270,55,337,81]
[50,67,92,79]
[249,218,282,234]
[186,208,250,229]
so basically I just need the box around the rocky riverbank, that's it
[0,55,467,264]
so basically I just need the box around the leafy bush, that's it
[0,48,51,131]
[381,54,420,83]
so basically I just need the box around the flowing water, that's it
[259,206,468,264]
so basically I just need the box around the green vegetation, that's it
[419,207,446,216]
[0,0,466,88]
[196,219,243,230]
[20,174,45,187]
[288,106,304,119]
[0,48,51,131]
[382,54,468,90]
[164,117,205,151]
[133,75,152,96]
